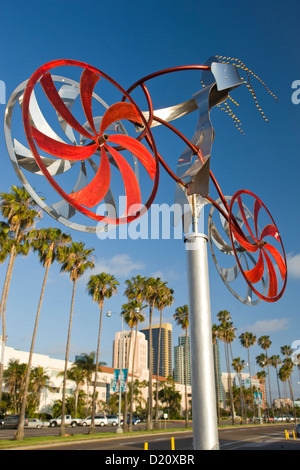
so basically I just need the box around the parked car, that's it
[80,415,108,427]
[27,418,49,428]
[49,415,82,427]
[106,415,118,426]
[121,415,142,425]
[0,414,28,429]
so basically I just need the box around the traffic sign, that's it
[112,369,128,392]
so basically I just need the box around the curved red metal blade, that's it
[253,198,261,239]
[40,73,93,140]
[231,226,258,253]
[31,126,97,160]
[260,224,280,241]
[263,250,278,298]
[237,195,256,241]
[244,250,264,284]
[105,144,141,215]
[100,102,143,134]
[108,134,156,180]
[69,147,111,208]
[263,243,286,281]
[80,68,100,135]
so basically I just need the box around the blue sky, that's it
[1,0,300,399]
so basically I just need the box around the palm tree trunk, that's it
[125,328,134,432]
[225,342,234,425]
[0,250,16,410]
[89,302,104,434]
[288,376,296,420]
[154,309,163,430]
[184,328,189,428]
[266,357,274,421]
[123,329,133,433]
[147,304,154,431]
[129,325,138,432]
[214,341,220,426]
[247,347,256,419]
[15,263,50,440]
[61,278,77,436]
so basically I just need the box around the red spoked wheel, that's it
[22,59,159,225]
[228,190,287,302]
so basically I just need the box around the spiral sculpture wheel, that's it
[11,59,159,230]
[208,195,263,306]
[5,58,287,304]
[228,190,287,303]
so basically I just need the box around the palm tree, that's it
[239,331,257,418]
[143,277,167,430]
[154,285,174,429]
[74,352,97,415]
[212,324,221,425]
[0,222,12,265]
[278,365,289,415]
[256,370,266,418]
[0,186,41,413]
[122,300,146,431]
[296,353,300,383]
[232,357,247,422]
[15,228,71,440]
[124,275,147,304]
[0,222,13,408]
[124,275,155,430]
[3,359,24,413]
[87,273,119,434]
[58,364,85,418]
[256,353,268,418]
[217,310,236,425]
[280,346,296,420]
[173,305,190,428]
[158,376,181,418]
[258,336,274,420]
[270,355,282,415]
[57,241,94,435]
[27,366,50,415]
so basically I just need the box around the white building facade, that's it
[1,337,191,417]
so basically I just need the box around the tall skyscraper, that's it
[112,330,148,374]
[213,339,223,407]
[141,323,173,378]
[174,333,191,385]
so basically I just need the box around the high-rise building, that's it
[174,333,191,385]
[112,330,148,375]
[213,339,223,408]
[141,323,173,378]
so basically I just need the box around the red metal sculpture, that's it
[6,57,287,304]
[229,190,287,302]
[22,59,159,224]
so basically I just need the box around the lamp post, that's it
[107,307,140,433]
[107,310,124,433]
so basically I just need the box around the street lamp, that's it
[107,307,140,433]
[107,310,124,433]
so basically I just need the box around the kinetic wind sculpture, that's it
[4,57,287,306]
[4,57,287,450]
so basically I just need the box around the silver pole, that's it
[185,227,219,450]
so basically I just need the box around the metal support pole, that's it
[185,230,219,450]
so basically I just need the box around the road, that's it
[1,423,299,451]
